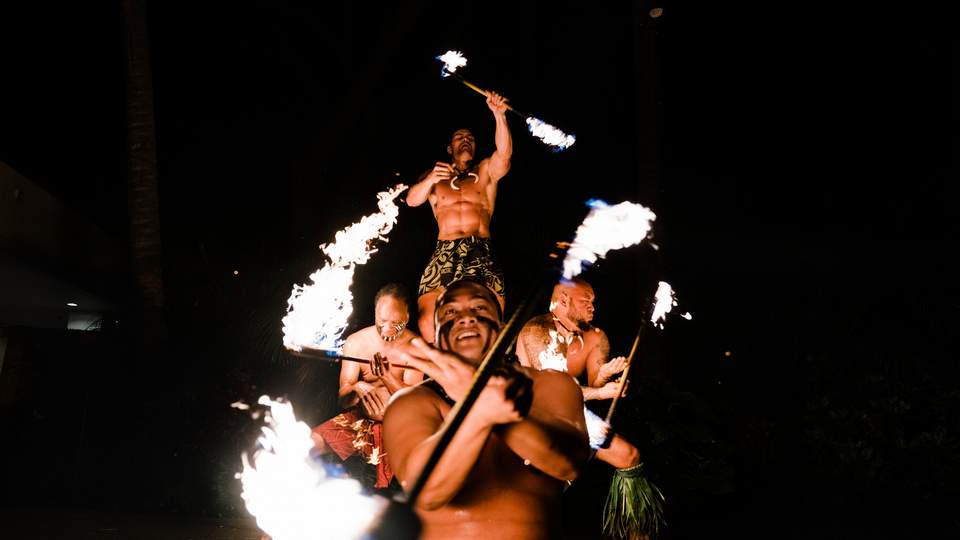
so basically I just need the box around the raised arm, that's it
[485,92,512,182]
[496,369,590,480]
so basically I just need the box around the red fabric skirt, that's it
[313,411,394,488]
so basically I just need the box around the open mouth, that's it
[455,330,480,341]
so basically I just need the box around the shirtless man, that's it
[406,91,512,343]
[517,278,663,540]
[383,280,590,540]
[311,284,423,489]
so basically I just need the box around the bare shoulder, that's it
[476,157,500,183]
[341,329,362,354]
[345,325,377,343]
[521,313,553,337]
[522,366,580,393]
[584,326,609,348]
[520,367,584,419]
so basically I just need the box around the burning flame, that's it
[525,117,576,151]
[650,281,691,329]
[437,50,467,76]
[282,184,408,351]
[537,330,568,372]
[562,199,657,279]
[237,396,388,540]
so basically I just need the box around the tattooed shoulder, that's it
[595,328,610,359]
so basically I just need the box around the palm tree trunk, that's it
[122,0,165,342]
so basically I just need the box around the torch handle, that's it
[603,292,658,424]
[288,348,421,372]
[448,72,528,119]
[603,325,645,424]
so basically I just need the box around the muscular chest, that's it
[433,177,491,208]
[562,343,590,379]
[359,365,406,383]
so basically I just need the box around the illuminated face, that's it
[564,283,596,328]
[447,129,475,161]
[374,296,408,341]
[435,281,501,363]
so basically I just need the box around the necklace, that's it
[449,164,479,191]
[378,323,407,342]
[551,315,585,349]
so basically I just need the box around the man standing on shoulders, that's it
[406,91,512,343]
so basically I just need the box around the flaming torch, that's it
[650,280,692,329]
[562,199,657,279]
[282,184,407,357]
[604,280,690,423]
[436,50,577,151]
[236,396,391,540]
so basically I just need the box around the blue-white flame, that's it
[562,199,656,279]
[437,50,467,77]
[525,117,576,151]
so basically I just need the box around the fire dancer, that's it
[517,278,664,540]
[406,91,512,343]
[311,284,423,489]
[383,279,590,539]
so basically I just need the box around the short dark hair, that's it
[374,283,410,309]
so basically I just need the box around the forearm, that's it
[493,112,512,159]
[406,175,436,207]
[488,113,512,176]
[581,385,607,401]
[401,414,492,510]
[337,385,360,409]
[497,417,589,481]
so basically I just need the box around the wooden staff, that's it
[604,325,645,424]
[288,347,420,372]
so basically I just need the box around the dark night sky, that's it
[2,1,951,366]
[0,0,955,533]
